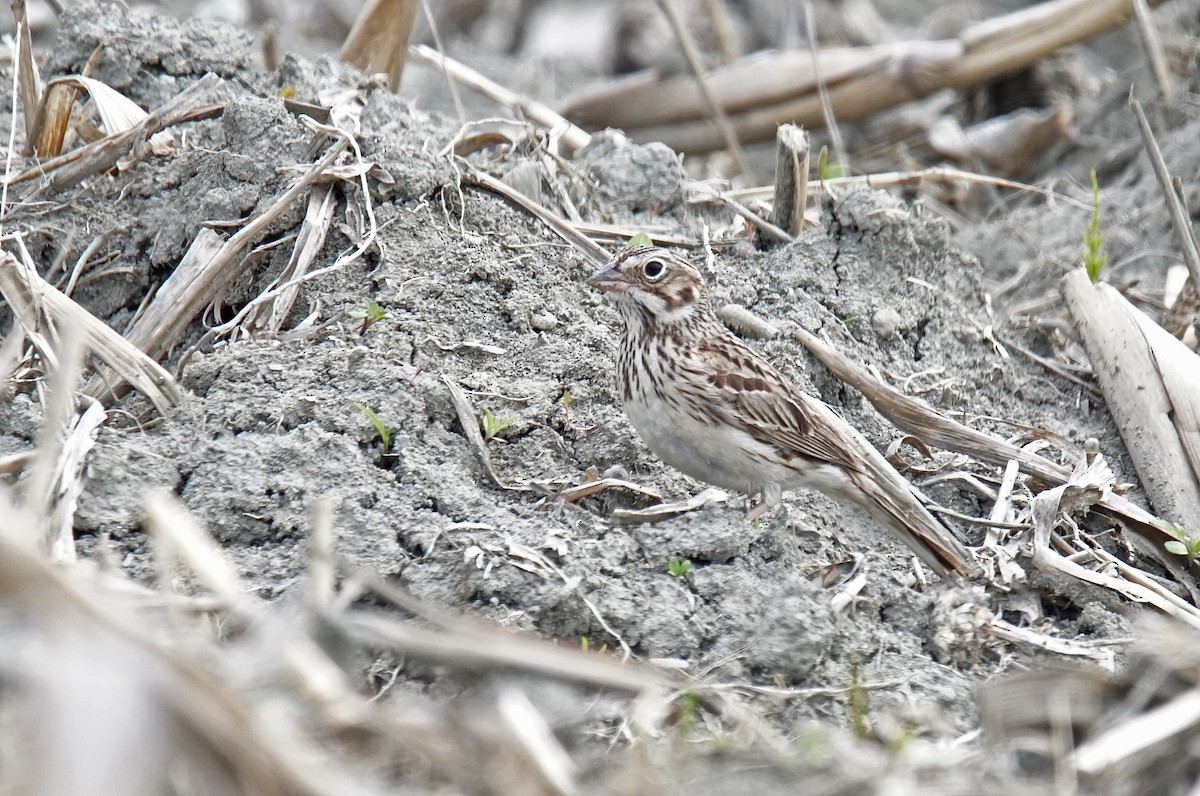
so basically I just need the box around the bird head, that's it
[586,246,707,326]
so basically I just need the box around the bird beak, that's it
[586,262,631,292]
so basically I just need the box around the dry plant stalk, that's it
[561,0,1168,151]
[9,0,41,149]
[5,73,221,192]
[790,324,1182,551]
[1129,94,1200,289]
[771,124,810,237]
[81,136,349,403]
[0,253,182,413]
[1061,269,1200,526]
[339,0,420,92]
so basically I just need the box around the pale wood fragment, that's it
[771,124,809,238]
[1060,269,1200,527]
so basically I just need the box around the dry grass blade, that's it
[339,0,419,92]
[655,0,749,175]
[497,687,577,795]
[1074,688,1200,778]
[0,529,370,796]
[20,319,85,558]
[791,323,1185,557]
[0,253,183,413]
[264,185,336,334]
[442,374,523,491]
[791,324,1070,484]
[610,487,729,523]
[142,492,261,624]
[343,610,665,696]
[559,478,662,503]
[1130,0,1176,103]
[723,165,1091,211]
[1129,93,1200,288]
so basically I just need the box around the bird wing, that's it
[681,340,863,473]
[688,339,973,577]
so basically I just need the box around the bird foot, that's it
[745,498,770,523]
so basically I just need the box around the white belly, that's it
[624,389,783,494]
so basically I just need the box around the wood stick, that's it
[771,124,809,238]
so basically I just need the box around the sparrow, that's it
[586,245,973,578]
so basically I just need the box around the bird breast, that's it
[620,339,793,494]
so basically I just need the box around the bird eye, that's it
[642,259,666,280]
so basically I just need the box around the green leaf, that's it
[668,556,693,577]
[1083,168,1108,283]
[628,232,653,248]
[354,402,392,449]
[1165,540,1189,556]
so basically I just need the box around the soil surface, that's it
[3,2,1200,793]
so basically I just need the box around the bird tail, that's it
[843,462,975,579]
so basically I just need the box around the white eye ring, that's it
[642,259,666,280]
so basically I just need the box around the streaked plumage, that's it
[587,245,973,578]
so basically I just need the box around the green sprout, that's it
[1083,169,1108,284]
[1161,520,1200,562]
[674,691,700,737]
[628,231,653,247]
[846,660,870,739]
[348,298,391,334]
[481,408,513,442]
[668,556,693,578]
[817,145,845,180]
[580,637,607,654]
[354,402,392,449]
[887,723,916,758]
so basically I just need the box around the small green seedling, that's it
[668,556,693,578]
[628,231,653,247]
[846,660,871,739]
[1161,520,1200,562]
[817,146,845,180]
[580,637,608,654]
[349,298,391,334]
[838,315,859,328]
[354,402,392,449]
[481,408,513,442]
[674,691,700,737]
[1083,168,1108,284]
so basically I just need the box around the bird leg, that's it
[745,483,783,522]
